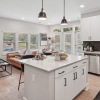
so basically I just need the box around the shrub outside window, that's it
[3,32,15,51]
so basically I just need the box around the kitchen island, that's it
[18,55,88,100]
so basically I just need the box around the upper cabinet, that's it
[81,15,100,41]
[81,17,91,41]
[91,15,100,41]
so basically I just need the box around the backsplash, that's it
[83,41,100,51]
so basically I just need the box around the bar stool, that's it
[18,55,34,90]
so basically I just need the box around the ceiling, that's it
[0,0,100,25]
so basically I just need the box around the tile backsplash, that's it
[83,41,100,51]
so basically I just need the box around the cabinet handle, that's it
[83,62,86,64]
[58,71,65,74]
[75,72,77,79]
[82,69,84,75]
[73,73,75,80]
[64,78,67,86]
[73,66,78,68]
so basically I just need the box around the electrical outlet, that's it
[32,74,36,82]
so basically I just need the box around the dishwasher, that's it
[88,54,100,75]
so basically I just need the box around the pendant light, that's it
[38,0,47,20]
[61,0,67,25]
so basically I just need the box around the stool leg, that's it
[18,68,23,90]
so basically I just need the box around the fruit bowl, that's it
[60,55,68,60]
[59,53,68,60]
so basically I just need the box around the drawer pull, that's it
[64,78,67,86]
[82,69,84,75]
[75,72,77,79]
[58,71,65,74]
[73,73,75,80]
[73,66,78,68]
[83,62,86,64]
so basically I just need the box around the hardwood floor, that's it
[0,66,24,100]
[0,66,100,100]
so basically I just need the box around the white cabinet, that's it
[91,15,100,41]
[55,72,74,100]
[55,75,66,100]
[81,15,100,41]
[55,60,88,100]
[81,17,91,41]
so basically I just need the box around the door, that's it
[73,68,82,98]
[64,32,72,54]
[55,75,66,100]
[75,31,83,55]
[91,15,100,41]
[65,72,74,100]
[81,17,91,41]
[81,65,87,90]
[54,33,61,51]
[55,72,74,100]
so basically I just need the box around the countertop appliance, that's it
[84,52,100,75]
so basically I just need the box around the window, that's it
[3,32,15,51]
[30,34,38,49]
[65,33,72,54]
[18,33,28,50]
[54,34,60,51]
[75,31,83,54]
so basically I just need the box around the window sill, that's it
[2,51,18,56]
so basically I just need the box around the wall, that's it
[81,10,100,18]
[0,17,49,59]
[49,21,80,37]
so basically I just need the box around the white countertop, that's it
[84,51,100,55]
[18,55,88,72]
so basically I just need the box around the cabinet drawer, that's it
[80,60,87,66]
[65,60,87,74]
[55,67,66,78]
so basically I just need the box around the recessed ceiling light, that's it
[80,5,85,8]
[22,18,25,19]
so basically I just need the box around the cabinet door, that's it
[55,75,66,100]
[91,15,100,41]
[55,73,74,100]
[81,17,91,41]
[73,68,83,98]
[81,65,87,90]
[65,72,74,100]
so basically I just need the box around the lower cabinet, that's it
[55,63,87,100]
[55,72,73,100]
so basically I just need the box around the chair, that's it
[18,55,35,90]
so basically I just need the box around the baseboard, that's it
[23,97,27,100]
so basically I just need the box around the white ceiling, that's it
[0,0,100,25]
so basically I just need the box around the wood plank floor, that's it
[0,66,100,100]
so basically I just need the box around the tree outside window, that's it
[3,33,15,51]
[18,33,28,50]
[30,34,38,49]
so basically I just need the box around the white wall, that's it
[81,10,100,18]
[0,17,49,59]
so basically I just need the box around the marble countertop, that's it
[18,55,88,72]
[84,51,100,55]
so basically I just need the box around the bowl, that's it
[60,55,68,60]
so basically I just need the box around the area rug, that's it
[94,91,100,100]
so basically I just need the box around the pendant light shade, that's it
[61,0,67,25]
[38,0,47,20]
